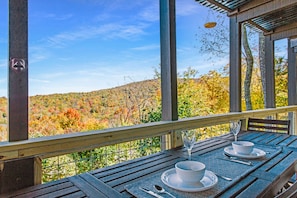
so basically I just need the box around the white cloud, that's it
[94,13,112,22]
[41,72,68,79]
[28,58,157,96]
[138,2,159,22]
[131,44,159,51]
[0,77,6,83]
[29,47,50,64]
[176,0,202,16]
[0,59,6,67]
[30,78,50,83]
[54,14,73,21]
[176,45,228,75]
[0,37,7,44]
[108,24,147,39]
[46,23,148,47]
[31,12,73,21]
[0,76,7,97]
[29,70,151,96]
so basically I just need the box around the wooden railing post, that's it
[159,0,178,150]
[0,158,34,193]
[240,118,248,131]
[34,157,42,185]
[161,130,182,150]
[288,39,297,135]
[289,111,297,135]
[171,130,182,149]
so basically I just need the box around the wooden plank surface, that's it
[238,178,273,198]
[79,173,123,197]
[216,176,257,197]
[68,175,107,198]
[1,178,73,198]
[60,191,86,198]
[37,186,80,198]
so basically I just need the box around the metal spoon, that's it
[154,185,176,198]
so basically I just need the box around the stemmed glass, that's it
[181,130,196,160]
[230,121,241,141]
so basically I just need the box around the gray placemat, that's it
[125,144,281,198]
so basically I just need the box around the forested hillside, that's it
[0,80,159,140]
[28,79,160,138]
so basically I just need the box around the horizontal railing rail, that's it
[0,105,296,162]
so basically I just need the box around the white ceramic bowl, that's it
[232,141,254,155]
[175,161,206,183]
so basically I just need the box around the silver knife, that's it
[227,158,253,166]
[221,155,252,166]
[223,153,253,166]
[139,187,164,198]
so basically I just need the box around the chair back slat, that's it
[247,118,290,134]
[275,180,297,198]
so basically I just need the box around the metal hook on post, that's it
[10,58,26,73]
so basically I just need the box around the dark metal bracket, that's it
[10,58,26,72]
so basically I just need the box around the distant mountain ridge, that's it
[0,79,160,140]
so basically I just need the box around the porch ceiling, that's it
[196,0,297,34]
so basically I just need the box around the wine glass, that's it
[181,130,196,160]
[230,121,241,141]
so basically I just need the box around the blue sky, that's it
[0,0,228,97]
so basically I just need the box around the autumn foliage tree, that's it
[58,108,82,132]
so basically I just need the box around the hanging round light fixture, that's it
[203,10,217,28]
[204,22,217,28]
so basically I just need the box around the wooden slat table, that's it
[2,131,297,198]
[1,173,122,198]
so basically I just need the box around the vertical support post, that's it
[229,16,242,112]
[264,35,276,109]
[1,0,41,193]
[9,0,28,141]
[160,0,180,149]
[288,38,297,135]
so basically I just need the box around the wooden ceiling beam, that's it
[269,22,297,40]
[273,21,297,35]
[247,20,271,33]
[234,0,274,14]
[234,0,297,23]
[205,0,233,12]
[198,0,297,39]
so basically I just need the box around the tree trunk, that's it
[242,25,253,110]
[259,33,266,107]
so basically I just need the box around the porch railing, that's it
[0,105,296,184]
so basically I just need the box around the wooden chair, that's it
[275,181,297,198]
[247,118,290,134]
